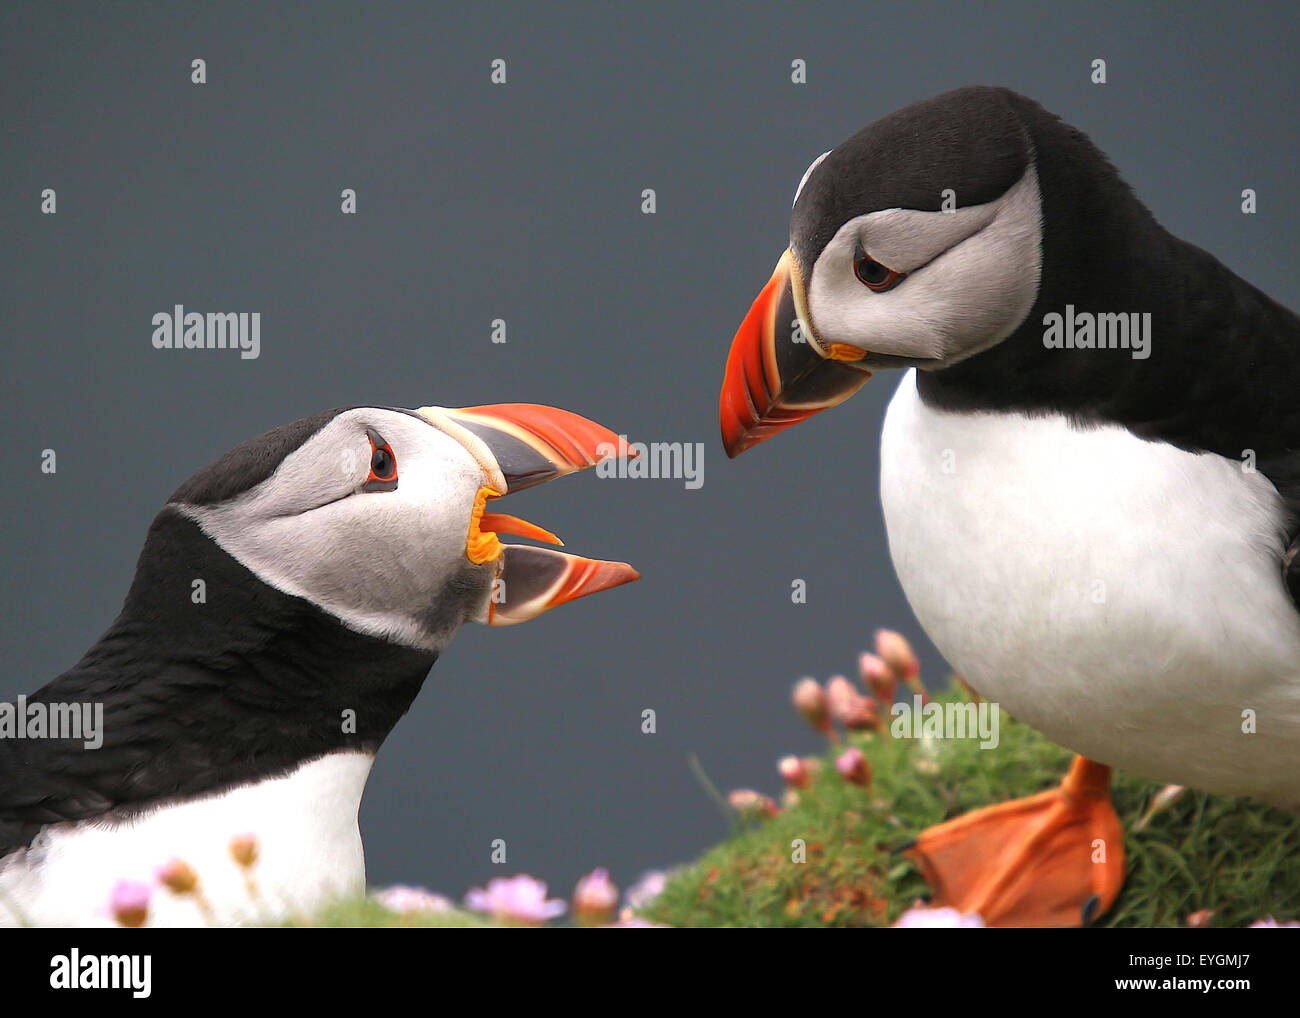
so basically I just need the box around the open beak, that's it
[719,249,872,458]
[417,403,640,626]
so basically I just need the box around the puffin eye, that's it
[853,253,905,293]
[362,429,398,493]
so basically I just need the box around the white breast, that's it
[0,751,373,927]
[880,370,1300,806]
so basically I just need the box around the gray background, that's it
[2,2,1296,901]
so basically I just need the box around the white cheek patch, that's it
[219,413,371,521]
[847,200,1001,272]
[805,163,1043,362]
[174,409,490,652]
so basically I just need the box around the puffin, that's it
[0,402,639,926]
[719,85,1300,926]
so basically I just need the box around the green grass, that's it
[277,897,498,928]
[640,692,1300,928]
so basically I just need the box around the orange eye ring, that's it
[853,254,905,293]
[362,428,398,492]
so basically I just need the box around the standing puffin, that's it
[720,86,1300,926]
[1,403,638,926]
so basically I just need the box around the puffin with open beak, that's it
[721,86,1300,926]
[1,402,638,926]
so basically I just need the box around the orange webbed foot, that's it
[903,755,1124,927]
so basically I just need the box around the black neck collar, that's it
[1,511,438,855]
[918,91,1300,463]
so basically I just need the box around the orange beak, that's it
[720,250,872,457]
[418,403,641,626]
[488,546,640,626]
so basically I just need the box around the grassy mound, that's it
[640,692,1300,928]
[278,898,496,928]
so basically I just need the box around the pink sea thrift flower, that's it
[836,746,872,787]
[465,874,566,925]
[374,885,454,915]
[229,833,259,869]
[893,905,985,928]
[624,870,669,911]
[155,858,199,895]
[573,868,620,925]
[1249,916,1300,928]
[109,879,151,928]
[875,629,920,682]
[843,695,880,732]
[728,788,779,819]
[825,675,857,722]
[858,652,897,703]
[792,677,830,732]
[826,675,881,731]
[778,755,812,789]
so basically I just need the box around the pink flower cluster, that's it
[787,630,928,793]
[108,832,260,927]
[893,905,986,928]
[721,630,930,825]
[374,868,672,927]
[108,826,671,928]
[464,874,567,925]
[792,629,927,740]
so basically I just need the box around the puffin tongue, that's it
[419,402,641,623]
[478,512,563,546]
[488,545,640,626]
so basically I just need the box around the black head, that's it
[790,86,1032,273]
[720,85,1185,456]
[0,403,639,846]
